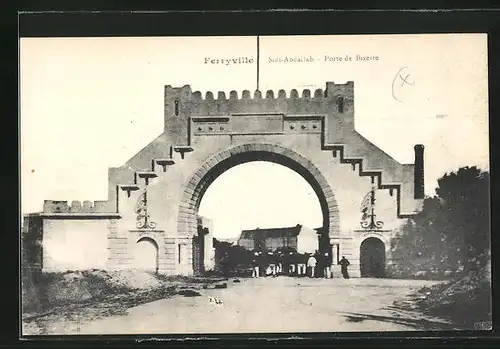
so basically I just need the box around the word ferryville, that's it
[204,57,255,65]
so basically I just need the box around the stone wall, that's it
[40,217,115,272]
[198,216,215,271]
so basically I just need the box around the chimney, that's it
[414,144,425,199]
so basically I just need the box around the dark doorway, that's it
[360,237,386,278]
[193,226,209,276]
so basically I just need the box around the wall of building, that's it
[238,238,255,250]
[198,216,215,272]
[263,236,298,251]
[41,218,110,271]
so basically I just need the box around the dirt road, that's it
[24,276,455,335]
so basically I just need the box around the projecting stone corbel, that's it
[136,171,158,185]
[173,146,194,160]
[120,185,140,198]
[155,158,176,172]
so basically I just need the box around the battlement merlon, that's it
[164,82,355,144]
[43,200,112,214]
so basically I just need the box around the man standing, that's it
[307,253,317,278]
[324,252,333,278]
[313,250,322,278]
[276,251,283,275]
[259,251,269,277]
[288,251,297,276]
[339,256,350,279]
[251,252,260,278]
[297,253,307,276]
[268,251,277,277]
[282,250,290,276]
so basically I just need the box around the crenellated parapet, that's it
[165,81,353,118]
[163,82,354,145]
[43,200,110,214]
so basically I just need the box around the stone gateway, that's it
[23,81,425,277]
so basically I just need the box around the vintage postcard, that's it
[20,34,491,336]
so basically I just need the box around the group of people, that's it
[251,250,350,279]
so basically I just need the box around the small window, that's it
[178,244,181,264]
[334,244,340,264]
[174,100,179,116]
[337,96,344,113]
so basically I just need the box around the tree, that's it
[436,166,490,269]
[391,166,490,275]
[213,238,233,252]
[213,239,253,274]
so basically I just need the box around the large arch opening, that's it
[198,161,323,241]
[177,143,340,274]
[360,237,386,278]
[133,237,159,274]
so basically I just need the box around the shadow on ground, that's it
[384,273,492,330]
[339,311,459,331]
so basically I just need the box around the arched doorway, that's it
[360,237,386,278]
[133,237,159,273]
[177,143,340,274]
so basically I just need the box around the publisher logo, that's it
[474,321,492,330]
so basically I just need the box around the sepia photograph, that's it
[20,33,491,336]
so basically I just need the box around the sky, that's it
[20,34,490,238]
